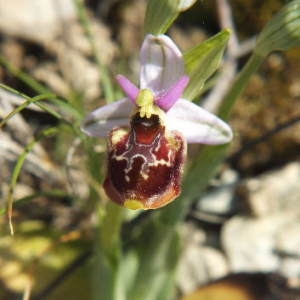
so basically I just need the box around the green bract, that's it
[183,29,231,100]
[255,0,300,57]
[144,0,197,35]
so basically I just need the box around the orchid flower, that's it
[81,34,233,210]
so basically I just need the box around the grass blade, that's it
[7,127,59,235]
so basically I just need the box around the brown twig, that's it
[202,0,255,113]
[227,115,300,165]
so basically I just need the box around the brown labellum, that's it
[103,112,186,210]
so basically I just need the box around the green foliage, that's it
[0,83,65,121]
[183,29,230,100]
[255,0,300,57]
[127,219,181,300]
[0,93,55,128]
[7,126,60,235]
[218,0,300,121]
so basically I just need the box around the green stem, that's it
[0,83,80,137]
[100,202,124,257]
[0,54,50,94]
[219,52,265,121]
[128,218,180,300]
[93,202,124,300]
[0,93,55,128]
[7,127,59,235]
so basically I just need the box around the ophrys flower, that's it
[82,34,233,210]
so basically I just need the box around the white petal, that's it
[167,99,233,144]
[81,98,133,137]
[140,34,185,94]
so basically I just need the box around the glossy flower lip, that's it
[104,111,187,210]
[82,34,233,210]
[81,34,233,145]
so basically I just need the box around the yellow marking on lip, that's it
[111,128,128,145]
[124,199,145,210]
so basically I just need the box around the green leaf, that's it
[93,202,124,300]
[144,0,197,35]
[0,54,49,95]
[255,0,300,57]
[183,29,230,100]
[0,84,81,133]
[218,1,300,121]
[118,250,139,296]
[0,84,62,120]
[218,53,264,120]
[0,93,55,129]
[128,219,181,300]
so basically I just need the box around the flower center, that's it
[136,89,155,118]
[136,89,166,124]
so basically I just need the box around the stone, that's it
[0,0,76,43]
[275,222,300,287]
[221,212,300,274]
[241,162,300,217]
[196,169,239,216]
[177,223,228,294]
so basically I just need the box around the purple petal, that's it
[167,99,233,144]
[116,75,139,103]
[81,98,133,137]
[140,34,185,95]
[155,75,189,111]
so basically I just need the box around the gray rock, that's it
[177,245,229,294]
[241,162,300,217]
[221,212,300,274]
[275,222,300,288]
[177,223,228,294]
[0,0,76,43]
[196,169,239,216]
